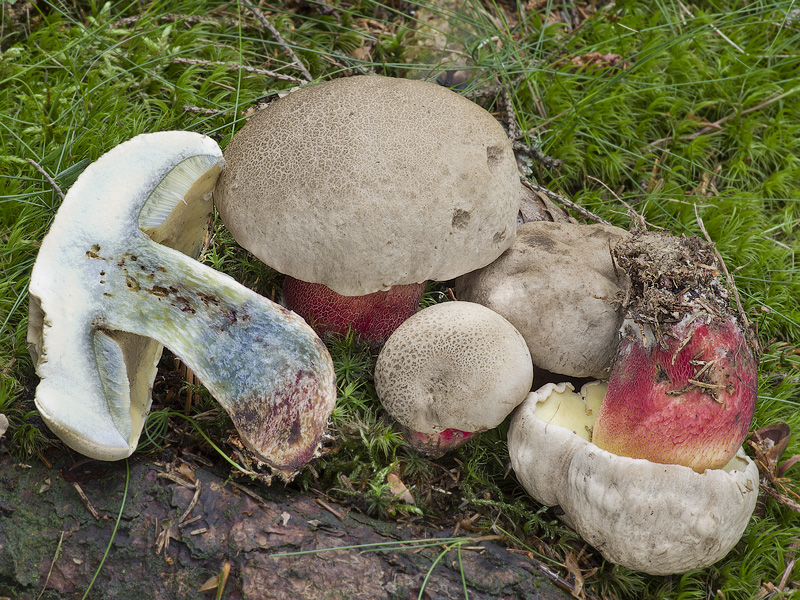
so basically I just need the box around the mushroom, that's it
[455,221,631,379]
[374,301,533,455]
[591,230,759,472]
[507,382,759,575]
[214,75,523,344]
[27,131,336,479]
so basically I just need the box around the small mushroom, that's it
[28,131,336,478]
[508,382,759,575]
[455,221,630,379]
[215,75,523,344]
[374,301,533,455]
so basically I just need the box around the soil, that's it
[0,449,573,600]
[612,229,731,348]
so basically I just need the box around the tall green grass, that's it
[1,1,798,597]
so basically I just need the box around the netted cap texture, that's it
[374,301,533,434]
[215,75,522,296]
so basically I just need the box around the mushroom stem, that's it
[283,277,426,345]
[93,237,335,474]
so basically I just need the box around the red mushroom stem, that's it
[283,277,426,345]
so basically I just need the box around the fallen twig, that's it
[677,1,744,54]
[521,178,611,225]
[316,498,346,520]
[26,158,65,201]
[179,478,202,523]
[239,0,313,83]
[693,204,757,352]
[650,87,800,148]
[72,482,103,520]
[173,57,305,84]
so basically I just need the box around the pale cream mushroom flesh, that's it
[374,301,533,455]
[507,382,759,575]
[28,131,336,479]
[214,75,523,344]
[456,221,630,379]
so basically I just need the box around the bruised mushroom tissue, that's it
[28,131,336,479]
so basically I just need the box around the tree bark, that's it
[0,451,572,600]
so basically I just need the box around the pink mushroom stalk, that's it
[282,278,426,345]
[592,230,759,472]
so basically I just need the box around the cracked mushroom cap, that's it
[507,382,759,575]
[374,301,534,437]
[214,75,522,296]
[456,221,631,379]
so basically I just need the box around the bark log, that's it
[0,451,572,600]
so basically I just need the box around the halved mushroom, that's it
[215,75,523,344]
[28,131,336,479]
[508,382,759,575]
[374,301,533,455]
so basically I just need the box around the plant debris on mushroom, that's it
[27,131,337,479]
[592,230,759,472]
[214,75,524,344]
[374,301,533,455]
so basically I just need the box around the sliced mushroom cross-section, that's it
[27,131,337,478]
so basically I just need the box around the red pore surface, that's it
[283,277,426,345]
[404,427,477,457]
[592,316,758,471]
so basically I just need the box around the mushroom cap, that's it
[508,382,759,575]
[455,221,630,379]
[374,301,533,434]
[215,75,522,296]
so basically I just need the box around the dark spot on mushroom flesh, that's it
[524,233,557,252]
[486,144,505,172]
[451,208,471,230]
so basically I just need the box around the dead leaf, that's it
[386,473,415,505]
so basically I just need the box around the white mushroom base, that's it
[508,382,759,576]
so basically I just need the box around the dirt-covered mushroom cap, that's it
[28,132,336,479]
[214,75,521,297]
[507,382,759,575]
[456,221,630,379]
[375,301,533,454]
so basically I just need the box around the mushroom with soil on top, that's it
[374,301,534,455]
[27,131,337,479]
[507,381,759,575]
[214,75,523,345]
[458,221,759,472]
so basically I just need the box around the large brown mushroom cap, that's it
[455,221,630,379]
[215,75,522,296]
